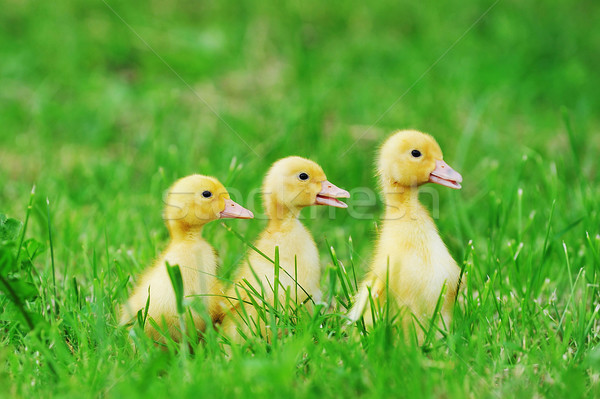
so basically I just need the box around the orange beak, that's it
[220,199,254,219]
[315,180,350,208]
[428,159,463,189]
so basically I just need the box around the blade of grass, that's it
[15,185,35,265]
[46,198,57,315]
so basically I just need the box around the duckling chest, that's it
[256,223,320,288]
[376,218,459,297]
[163,241,218,293]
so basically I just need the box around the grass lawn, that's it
[1,0,600,397]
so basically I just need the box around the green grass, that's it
[1,0,600,397]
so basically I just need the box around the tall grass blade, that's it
[46,198,57,315]
[15,185,35,265]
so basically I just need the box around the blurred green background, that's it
[1,0,600,397]
[2,0,598,271]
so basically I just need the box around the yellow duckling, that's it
[220,156,349,342]
[348,130,463,340]
[120,174,253,342]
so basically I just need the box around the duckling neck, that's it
[265,203,302,232]
[382,183,422,220]
[168,223,205,242]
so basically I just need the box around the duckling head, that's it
[164,174,253,236]
[263,156,349,218]
[378,130,463,189]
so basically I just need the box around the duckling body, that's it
[348,130,462,340]
[239,217,321,307]
[120,174,253,342]
[122,235,219,341]
[220,156,349,342]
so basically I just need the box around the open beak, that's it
[428,159,463,189]
[220,199,254,219]
[315,180,350,208]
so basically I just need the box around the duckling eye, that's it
[411,150,422,158]
[298,172,309,181]
[201,190,212,198]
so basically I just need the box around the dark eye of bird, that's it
[298,172,309,181]
[411,150,422,158]
[202,190,212,198]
